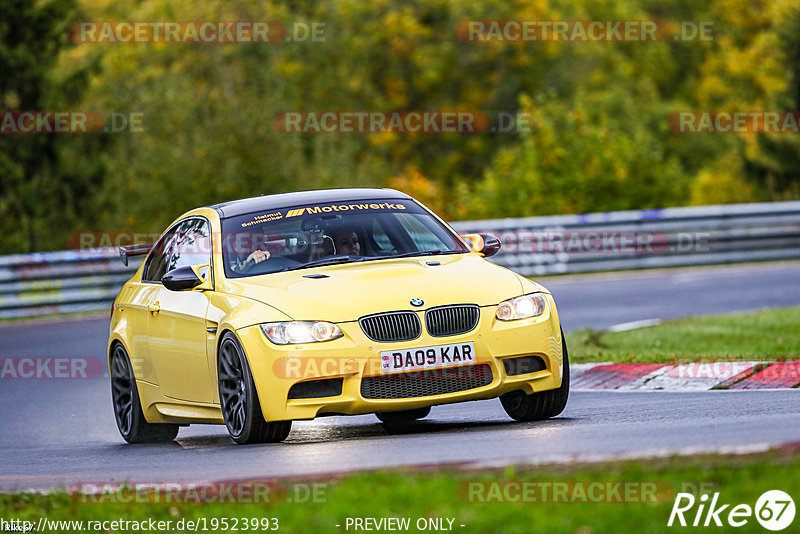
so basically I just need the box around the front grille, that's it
[361,364,493,399]
[425,305,480,337]
[359,311,421,342]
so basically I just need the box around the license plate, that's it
[380,341,475,373]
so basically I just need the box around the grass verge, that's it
[567,306,800,363]
[1,448,798,533]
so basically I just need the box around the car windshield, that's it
[220,198,469,278]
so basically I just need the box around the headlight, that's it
[495,293,546,321]
[260,321,343,344]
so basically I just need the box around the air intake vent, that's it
[359,311,421,342]
[502,355,547,376]
[425,305,480,337]
[287,377,343,399]
[360,364,493,399]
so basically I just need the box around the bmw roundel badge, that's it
[410,298,424,307]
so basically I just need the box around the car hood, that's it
[221,254,528,323]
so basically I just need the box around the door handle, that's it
[147,301,161,315]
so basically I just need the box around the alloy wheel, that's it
[110,345,134,436]
[219,339,247,437]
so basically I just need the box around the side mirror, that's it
[162,264,212,291]
[460,233,502,258]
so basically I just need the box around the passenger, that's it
[332,227,361,256]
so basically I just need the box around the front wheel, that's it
[500,328,570,422]
[110,343,178,443]
[218,333,291,444]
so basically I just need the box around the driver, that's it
[229,233,271,273]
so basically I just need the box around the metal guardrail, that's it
[450,201,800,276]
[0,250,143,319]
[1,201,799,319]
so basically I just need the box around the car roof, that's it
[209,188,413,218]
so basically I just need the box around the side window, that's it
[171,218,212,272]
[142,227,179,282]
[142,219,211,282]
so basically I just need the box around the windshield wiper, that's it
[287,255,368,271]
[388,249,463,259]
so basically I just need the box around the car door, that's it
[127,224,181,385]
[144,217,214,403]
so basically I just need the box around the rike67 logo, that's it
[668,490,795,531]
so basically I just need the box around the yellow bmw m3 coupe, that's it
[108,189,569,444]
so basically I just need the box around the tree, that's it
[0,0,92,253]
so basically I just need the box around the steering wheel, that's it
[244,255,302,275]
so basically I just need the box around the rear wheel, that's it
[500,329,570,422]
[376,406,431,425]
[218,333,291,444]
[110,343,178,443]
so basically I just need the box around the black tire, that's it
[110,343,179,443]
[500,328,570,422]
[376,406,431,425]
[218,333,291,444]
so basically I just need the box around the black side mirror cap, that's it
[162,266,203,291]
[478,233,501,257]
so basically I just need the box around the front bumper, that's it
[238,294,564,421]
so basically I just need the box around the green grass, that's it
[567,306,800,364]
[2,449,798,533]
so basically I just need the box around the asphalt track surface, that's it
[1,262,799,491]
